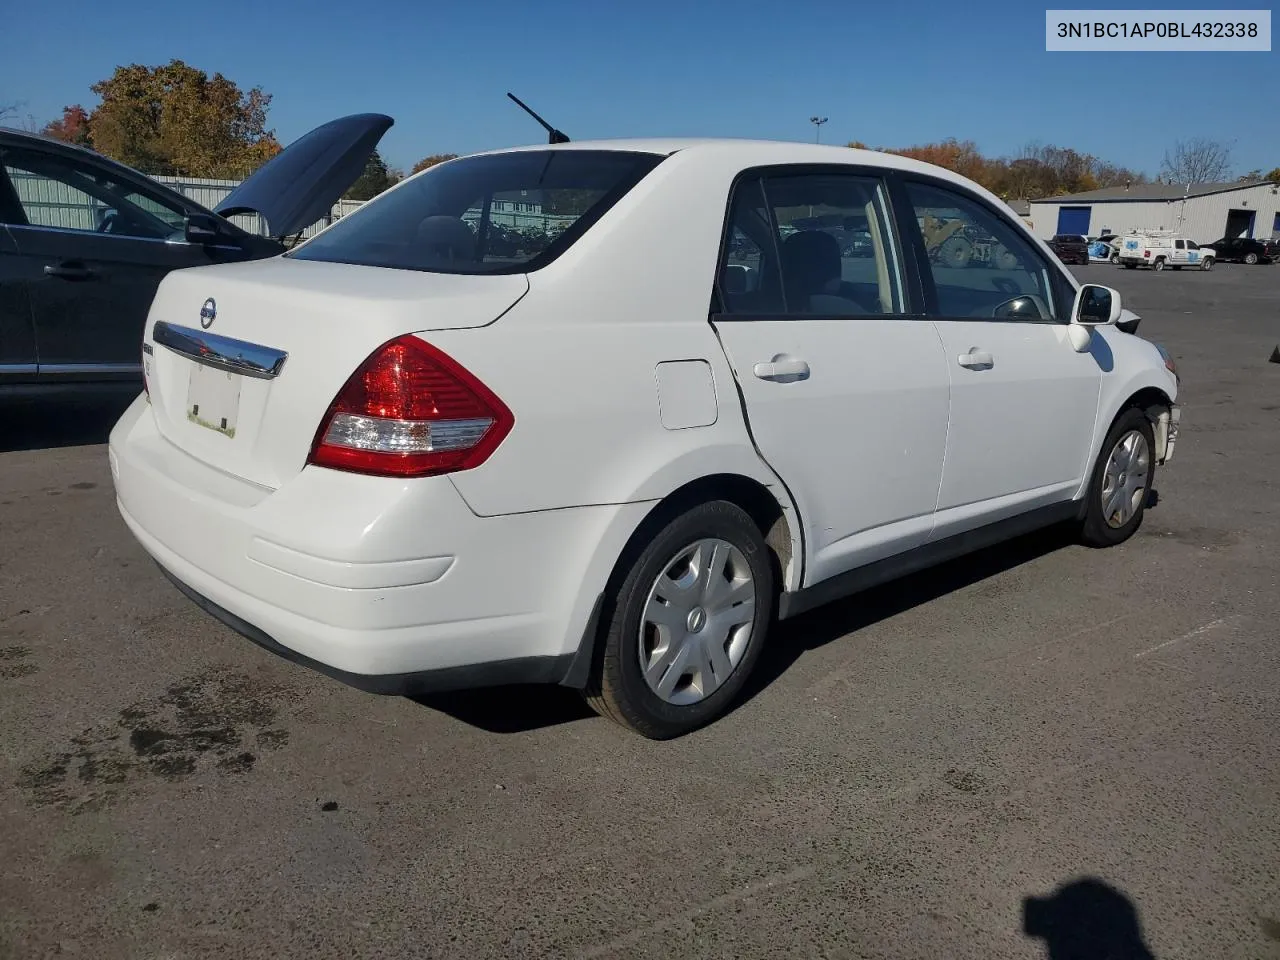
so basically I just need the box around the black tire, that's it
[1201,257,1214,271]
[1110,253,1120,264]
[1152,258,1165,272]
[1244,252,1259,265]
[1079,407,1157,548]
[583,500,776,739]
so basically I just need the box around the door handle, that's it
[957,350,994,369]
[753,356,810,381]
[44,263,95,281]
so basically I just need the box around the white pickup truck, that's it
[1117,234,1216,272]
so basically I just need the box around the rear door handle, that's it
[957,350,994,369]
[44,262,95,281]
[753,356,810,381]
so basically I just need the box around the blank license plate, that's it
[186,363,241,438]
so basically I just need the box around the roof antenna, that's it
[506,92,570,144]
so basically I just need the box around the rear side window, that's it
[717,171,906,316]
[288,150,664,275]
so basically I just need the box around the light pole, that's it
[809,116,828,144]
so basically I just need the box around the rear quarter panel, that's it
[434,150,785,518]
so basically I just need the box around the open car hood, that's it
[214,113,393,238]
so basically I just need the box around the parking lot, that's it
[2,263,1278,959]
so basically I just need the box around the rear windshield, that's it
[287,149,664,275]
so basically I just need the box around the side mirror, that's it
[1073,284,1122,326]
[185,213,227,246]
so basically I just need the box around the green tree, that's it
[1265,168,1280,184]
[87,60,281,178]
[411,153,458,175]
[345,148,397,200]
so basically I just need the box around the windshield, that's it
[287,149,665,275]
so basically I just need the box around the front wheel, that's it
[583,500,775,739]
[1079,408,1157,548]
[1244,252,1259,265]
[1110,253,1120,264]
[1201,257,1214,271]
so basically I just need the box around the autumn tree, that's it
[86,60,281,178]
[1265,168,1280,184]
[345,148,398,200]
[411,153,458,175]
[1161,138,1232,184]
[41,105,92,146]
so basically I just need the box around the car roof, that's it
[460,137,1010,200]
[0,125,108,161]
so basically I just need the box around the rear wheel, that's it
[584,500,775,739]
[1245,252,1259,265]
[1079,407,1156,548]
[1201,257,1214,271]
[1152,258,1165,272]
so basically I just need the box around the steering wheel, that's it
[97,210,120,234]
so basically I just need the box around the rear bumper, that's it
[154,561,573,695]
[109,395,631,688]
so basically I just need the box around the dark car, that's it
[1200,236,1278,265]
[1,114,392,397]
[1048,233,1090,265]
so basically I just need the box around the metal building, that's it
[1029,180,1280,242]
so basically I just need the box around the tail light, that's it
[1143,250,1151,258]
[308,335,513,478]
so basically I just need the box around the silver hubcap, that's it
[638,538,756,705]
[1101,430,1150,528]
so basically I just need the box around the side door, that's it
[0,218,38,385]
[1185,241,1202,266]
[0,145,245,382]
[1172,238,1188,266]
[710,167,950,587]
[894,177,1103,540]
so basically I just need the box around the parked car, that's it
[0,114,392,396]
[1199,236,1278,265]
[1087,235,1120,263]
[1048,234,1090,265]
[1117,234,1215,271]
[109,139,1181,739]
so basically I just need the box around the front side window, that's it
[0,148,187,240]
[903,180,1060,322]
[288,150,664,275]
[717,171,905,316]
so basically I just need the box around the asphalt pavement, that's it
[2,264,1278,959]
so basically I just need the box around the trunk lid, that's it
[214,113,393,239]
[143,257,528,489]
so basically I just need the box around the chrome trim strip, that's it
[152,321,288,380]
[6,223,243,251]
[39,363,142,375]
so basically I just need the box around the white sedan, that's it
[109,139,1181,739]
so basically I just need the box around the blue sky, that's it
[2,0,1276,176]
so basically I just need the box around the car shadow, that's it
[1023,876,1157,959]
[0,387,139,453]
[415,521,1082,736]
[412,683,597,734]
[737,522,1079,708]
